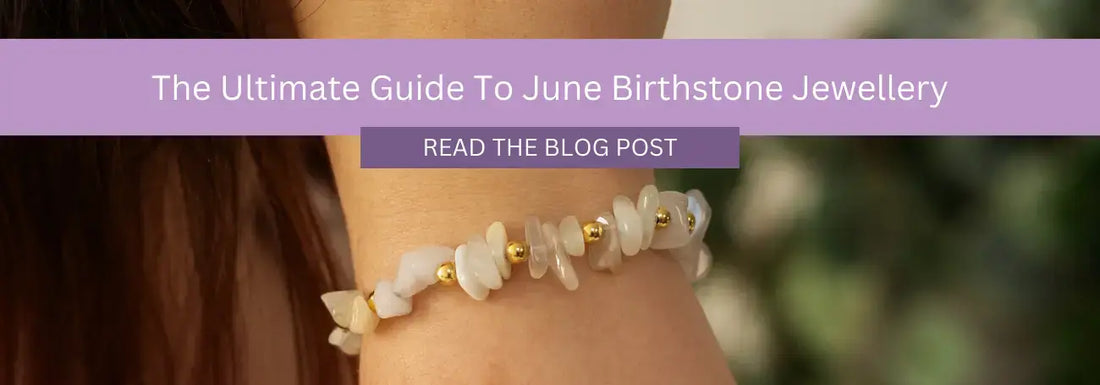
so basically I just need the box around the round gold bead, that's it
[436,262,457,285]
[655,206,672,229]
[582,222,604,243]
[687,212,697,233]
[366,292,377,314]
[505,241,528,264]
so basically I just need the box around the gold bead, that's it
[687,212,697,233]
[655,206,671,229]
[505,241,528,264]
[582,222,603,243]
[366,292,377,314]
[436,262,457,285]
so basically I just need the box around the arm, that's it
[315,2,733,383]
[294,0,671,38]
[326,142,733,384]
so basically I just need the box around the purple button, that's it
[359,127,739,168]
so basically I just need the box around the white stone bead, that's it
[392,245,455,298]
[372,280,412,318]
[612,195,643,256]
[328,328,361,356]
[649,191,692,250]
[671,242,702,280]
[348,294,379,334]
[671,242,714,282]
[636,184,660,250]
[696,244,713,281]
[327,327,347,346]
[558,216,586,257]
[525,216,551,279]
[455,244,490,300]
[467,234,503,290]
[320,290,359,329]
[486,221,511,279]
[542,223,579,291]
[686,189,712,239]
[670,190,713,281]
[588,212,623,272]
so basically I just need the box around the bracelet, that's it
[321,185,713,355]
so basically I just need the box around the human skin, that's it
[325,146,734,384]
[314,2,734,384]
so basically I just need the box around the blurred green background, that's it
[660,1,1099,383]
[666,138,1099,385]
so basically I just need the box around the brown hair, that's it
[3,3,355,384]
[0,138,355,385]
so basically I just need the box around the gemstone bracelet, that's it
[321,185,713,355]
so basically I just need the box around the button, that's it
[359,127,739,168]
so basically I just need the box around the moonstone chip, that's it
[455,244,490,300]
[467,234,503,290]
[685,189,712,239]
[327,327,347,346]
[636,185,660,250]
[542,223,579,291]
[558,216,586,257]
[486,221,511,279]
[320,290,359,328]
[671,242,713,281]
[649,191,691,250]
[588,212,623,272]
[348,294,379,334]
[696,244,713,281]
[671,242,702,280]
[392,245,455,298]
[612,195,643,256]
[372,280,412,318]
[328,328,361,356]
[525,216,551,279]
[670,190,714,281]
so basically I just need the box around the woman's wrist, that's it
[325,145,654,290]
[326,137,733,384]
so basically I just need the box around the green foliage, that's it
[675,138,1100,385]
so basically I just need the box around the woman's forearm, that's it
[326,138,733,384]
[316,1,730,382]
[294,0,670,38]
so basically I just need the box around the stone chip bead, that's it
[686,189,711,238]
[696,244,713,281]
[525,216,551,279]
[392,245,455,298]
[558,216,586,257]
[636,184,660,250]
[455,236,504,301]
[371,280,412,319]
[612,195,644,256]
[588,212,623,272]
[648,191,692,250]
[485,221,512,279]
[320,290,359,329]
[671,189,714,281]
[328,328,361,356]
[348,294,379,334]
[454,244,488,300]
[542,222,579,291]
[467,234,503,290]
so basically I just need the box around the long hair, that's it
[0,2,355,385]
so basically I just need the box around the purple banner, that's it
[359,127,739,168]
[0,39,1098,135]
